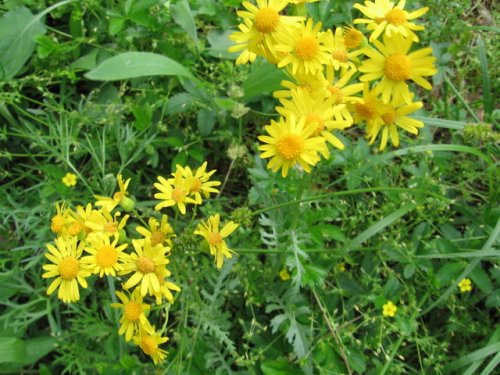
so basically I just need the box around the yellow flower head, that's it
[258,116,326,177]
[228,0,303,64]
[382,300,397,317]
[343,26,364,49]
[365,97,424,150]
[82,233,128,277]
[458,278,472,293]
[111,288,154,342]
[275,18,331,77]
[136,215,175,247]
[133,329,169,365]
[66,203,95,238]
[51,202,71,235]
[94,174,131,213]
[194,214,239,269]
[119,238,170,296]
[62,172,77,187]
[152,266,181,304]
[350,83,385,125]
[154,169,197,215]
[321,27,362,71]
[42,236,90,303]
[273,71,328,100]
[354,0,429,42]
[173,162,221,204]
[279,268,291,280]
[359,33,436,104]
[85,209,129,239]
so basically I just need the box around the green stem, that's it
[444,76,481,122]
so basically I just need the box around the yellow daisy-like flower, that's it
[382,300,397,317]
[42,236,90,303]
[153,266,181,304]
[366,98,424,150]
[273,71,328,100]
[51,202,70,235]
[136,215,174,247]
[119,238,170,296]
[111,289,154,342]
[173,162,221,204]
[228,0,303,64]
[458,278,472,293]
[321,27,362,71]
[133,329,169,365]
[276,88,346,157]
[354,0,428,42]
[343,26,365,49]
[350,83,385,125]
[258,116,326,177]
[85,209,129,239]
[275,18,331,77]
[154,169,197,215]
[62,172,77,187]
[66,203,95,238]
[279,268,291,280]
[359,33,436,103]
[194,214,239,269]
[94,174,131,213]
[82,233,128,277]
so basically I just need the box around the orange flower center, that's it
[344,28,363,49]
[189,179,202,193]
[171,188,185,203]
[67,222,84,236]
[137,256,155,273]
[113,191,124,201]
[295,36,318,60]
[332,49,348,63]
[150,231,166,246]
[104,222,117,233]
[277,134,304,161]
[328,86,344,104]
[382,109,397,124]
[355,102,376,120]
[140,335,158,355]
[124,301,142,321]
[305,113,324,136]
[96,245,118,268]
[208,232,223,245]
[59,257,79,280]
[254,7,280,33]
[51,215,65,234]
[384,54,412,81]
[385,8,406,25]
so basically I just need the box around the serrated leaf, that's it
[435,262,463,288]
[166,93,194,114]
[470,266,493,293]
[85,52,194,81]
[286,320,309,359]
[197,108,217,136]
[261,358,302,375]
[485,290,500,307]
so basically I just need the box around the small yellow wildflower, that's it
[382,300,397,317]
[51,202,70,235]
[279,268,291,280]
[111,289,154,342]
[82,233,128,277]
[154,169,197,215]
[85,210,129,239]
[343,26,364,49]
[153,266,181,304]
[321,27,362,71]
[173,162,221,204]
[336,262,346,272]
[42,236,90,303]
[62,173,77,187]
[194,214,239,269]
[136,215,174,247]
[458,278,472,293]
[133,329,169,365]
[94,174,131,213]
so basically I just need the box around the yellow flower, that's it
[82,233,128,277]
[279,268,291,280]
[343,26,364,49]
[321,27,362,71]
[194,214,239,269]
[458,278,472,293]
[273,71,328,100]
[62,172,77,187]
[154,169,197,215]
[336,262,346,272]
[354,0,429,42]
[119,238,170,296]
[382,300,397,317]
[359,33,436,104]
[228,0,303,64]
[136,215,175,247]
[350,83,385,124]
[366,98,424,150]
[111,289,154,342]
[66,203,95,238]
[51,202,70,235]
[94,174,131,213]
[152,266,181,304]
[42,236,90,303]
[133,329,169,365]
[289,0,319,4]
[174,162,221,204]
[276,88,346,157]
[85,209,129,239]
[274,18,331,77]
[258,116,326,177]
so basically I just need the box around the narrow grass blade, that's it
[413,116,467,130]
[477,35,493,117]
[417,250,500,259]
[480,352,500,375]
[444,342,500,372]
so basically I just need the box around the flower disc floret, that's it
[295,36,319,60]
[59,257,80,279]
[255,7,280,33]
[384,54,412,81]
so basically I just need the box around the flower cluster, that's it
[42,163,239,364]
[229,0,436,177]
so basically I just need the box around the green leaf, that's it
[470,266,493,293]
[207,29,238,59]
[485,290,500,308]
[477,35,493,116]
[346,347,367,373]
[261,358,302,375]
[0,337,26,363]
[444,342,500,372]
[197,108,217,136]
[0,7,46,80]
[166,93,195,114]
[22,337,57,365]
[170,0,198,44]
[413,116,466,130]
[85,52,194,81]
[243,59,287,101]
[435,262,463,288]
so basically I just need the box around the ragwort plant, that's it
[0,0,498,374]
